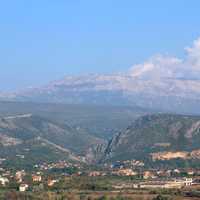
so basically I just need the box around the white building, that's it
[0,177,9,186]
[19,184,29,192]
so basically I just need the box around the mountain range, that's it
[1,38,200,114]
[1,72,200,114]
[2,112,200,169]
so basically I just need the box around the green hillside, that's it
[104,114,200,167]
[0,114,103,154]
[0,114,104,169]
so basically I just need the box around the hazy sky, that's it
[0,0,200,91]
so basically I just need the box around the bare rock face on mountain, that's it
[103,114,200,167]
[3,72,200,114]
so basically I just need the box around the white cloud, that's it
[185,37,200,68]
[130,37,200,80]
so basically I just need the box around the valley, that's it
[1,102,200,169]
[1,103,200,199]
[1,1,200,198]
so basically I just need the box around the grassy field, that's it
[1,190,200,200]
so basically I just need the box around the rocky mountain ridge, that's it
[103,114,200,167]
[0,114,105,168]
[2,74,200,114]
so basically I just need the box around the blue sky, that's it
[0,0,200,91]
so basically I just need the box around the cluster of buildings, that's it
[16,170,60,192]
[107,159,145,169]
[104,159,200,179]
[0,160,83,192]
[88,168,138,177]
[141,168,200,179]
[87,168,200,178]
[138,178,193,189]
[0,168,60,192]
[113,178,194,189]
[36,160,81,171]
[1,158,200,192]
